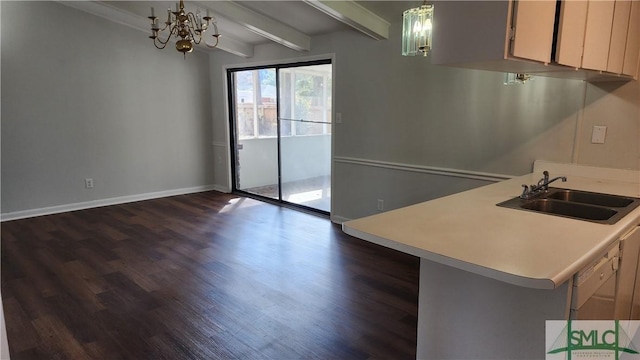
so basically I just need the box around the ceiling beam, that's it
[56,1,254,58]
[215,36,254,58]
[303,0,390,40]
[58,1,149,33]
[193,1,311,52]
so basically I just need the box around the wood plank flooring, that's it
[1,191,419,359]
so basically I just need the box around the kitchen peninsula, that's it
[343,161,640,359]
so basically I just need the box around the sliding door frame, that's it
[226,58,333,215]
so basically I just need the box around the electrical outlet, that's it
[85,178,94,189]
[377,199,384,211]
[336,112,342,124]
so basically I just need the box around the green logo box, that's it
[546,320,640,360]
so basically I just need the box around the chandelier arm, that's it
[186,11,196,23]
[189,12,206,32]
[169,23,180,39]
[153,37,170,49]
[149,14,173,46]
[204,22,220,48]
[158,21,172,33]
[204,34,220,48]
[154,25,178,45]
[192,30,203,45]
[186,12,203,43]
[155,36,171,46]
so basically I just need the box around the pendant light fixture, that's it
[402,2,434,57]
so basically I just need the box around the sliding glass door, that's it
[278,64,332,212]
[231,68,279,200]
[228,61,332,213]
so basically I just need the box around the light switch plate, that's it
[591,125,607,144]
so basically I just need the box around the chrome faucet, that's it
[520,171,567,199]
[539,171,567,191]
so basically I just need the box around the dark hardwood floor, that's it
[1,191,419,359]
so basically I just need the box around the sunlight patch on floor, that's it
[286,189,325,203]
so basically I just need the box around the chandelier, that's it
[148,0,221,58]
[401,2,434,57]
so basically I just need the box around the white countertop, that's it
[342,162,640,290]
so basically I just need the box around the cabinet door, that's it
[430,1,513,65]
[615,226,640,320]
[556,1,588,68]
[607,0,632,74]
[510,0,556,63]
[582,0,616,70]
[622,0,640,77]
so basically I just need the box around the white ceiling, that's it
[59,0,422,58]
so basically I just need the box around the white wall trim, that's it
[1,185,219,222]
[334,156,513,183]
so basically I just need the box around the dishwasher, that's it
[570,242,621,320]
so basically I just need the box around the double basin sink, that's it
[497,188,640,224]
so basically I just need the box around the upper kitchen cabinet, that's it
[431,0,640,81]
[430,1,553,74]
[509,1,557,64]
[557,0,639,75]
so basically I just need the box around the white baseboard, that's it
[212,184,231,193]
[0,185,219,222]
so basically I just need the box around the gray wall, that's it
[1,1,215,216]
[209,13,639,221]
[577,81,640,169]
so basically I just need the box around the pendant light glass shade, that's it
[402,3,434,57]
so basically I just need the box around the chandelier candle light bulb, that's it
[148,0,220,58]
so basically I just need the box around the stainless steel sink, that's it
[545,190,635,208]
[497,188,640,224]
[520,199,618,221]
